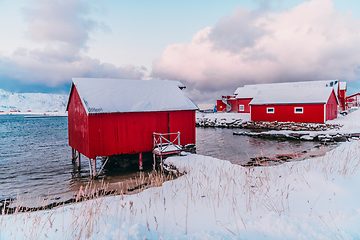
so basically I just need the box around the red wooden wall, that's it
[250,91,337,123]
[338,89,346,111]
[325,91,338,121]
[251,103,326,123]
[237,98,252,113]
[229,99,238,112]
[68,87,91,157]
[216,100,227,112]
[68,86,196,159]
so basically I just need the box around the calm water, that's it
[0,115,335,206]
[196,127,335,164]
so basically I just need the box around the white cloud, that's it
[0,0,144,90]
[151,0,360,103]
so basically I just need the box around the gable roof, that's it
[234,80,340,99]
[340,82,347,91]
[346,92,360,99]
[249,87,338,105]
[66,78,198,114]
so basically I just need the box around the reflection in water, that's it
[196,127,337,165]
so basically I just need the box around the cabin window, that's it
[294,107,303,113]
[267,107,274,113]
[239,105,245,111]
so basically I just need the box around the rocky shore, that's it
[196,117,342,131]
[234,131,360,142]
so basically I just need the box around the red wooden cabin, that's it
[250,87,338,123]
[346,93,360,108]
[66,78,198,175]
[218,80,344,116]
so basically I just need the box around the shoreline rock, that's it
[196,118,343,131]
[233,131,360,142]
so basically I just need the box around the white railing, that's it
[153,132,182,154]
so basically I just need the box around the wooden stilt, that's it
[88,158,93,179]
[71,148,76,163]
[77,151,81,169]
[93,158,97,177]
[139,152,143,170]
[160,155,163,171]
[153,153,156,170]
[97,156,110,177]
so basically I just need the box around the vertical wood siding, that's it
[67,87,91,157]
[326,91,338,121]
[251,104,325,123]
[237,98,252,113]
[216,100,226,112]
[338,89,346,111]
[87,111,195,158]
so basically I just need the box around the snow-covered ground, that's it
[1,110,360,239]
[1,141,360,239]
[0,89,67,113]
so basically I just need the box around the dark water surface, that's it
[0,115,336,206]
[196,127,336,164]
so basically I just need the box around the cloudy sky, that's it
[1,0,360,103]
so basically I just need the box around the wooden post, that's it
[88,158,93,179]
[93,158,97,177]
[160,155,163,171]
[77,151,81,169]
[139,152,143,170]
[71,148,76,163]
[153,153,156,170]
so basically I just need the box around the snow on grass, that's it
[196,112,251,123]
[1,140,360,239]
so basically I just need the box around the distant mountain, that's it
[0,89,67,113]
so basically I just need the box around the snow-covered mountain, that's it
[0,89,67,113]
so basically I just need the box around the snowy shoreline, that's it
[1,141,360,239]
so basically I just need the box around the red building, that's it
[217,95,237,112]
[250,87,338,123]
[217,80,345,117]
[338,82,347,111]
[346,93,360,108]
[67,78,198,173]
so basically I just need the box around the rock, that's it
[300,135,314,141]
[333,136,347,142]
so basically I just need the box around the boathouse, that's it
[66,78,198,175]
[249,87,338,123]
[217,79,345,115]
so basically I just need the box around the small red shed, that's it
[66,78,198,173]
[249,87,338,123]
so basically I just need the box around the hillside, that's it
[0,89,67,113]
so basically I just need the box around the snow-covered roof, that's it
[67,78,198,114]
[235,80,340,99]
[249,87,337,105]
[340,82,347,90]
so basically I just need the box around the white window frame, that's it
[239,104,245,112]
[294,107,303,114]
[266,107,274,113]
